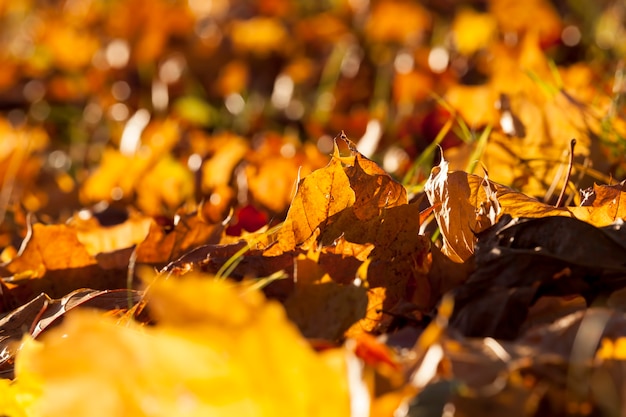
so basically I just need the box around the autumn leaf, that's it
[425,155,570,262]
[451,9,497,55]
[4,223,97,279]
[70,211,152,256]
[230,18,289,56]
[134,210,223,265]
[451,215,626,339]
[272,136,409,253]
[4,275,351,417]
[0,288,142,379]
[271,141,355,253]
[346,152,407,221]
[365,0,431,45]
[5,2,626,416]
[569,182,626,227]
[0,221,138,307]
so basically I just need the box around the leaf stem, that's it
[555,139,576,208]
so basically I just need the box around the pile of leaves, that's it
[2,0,626,416]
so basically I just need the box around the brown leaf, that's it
[451,215,626,339]
[284,280,368,341]
[135,212,223,266]
[0,288,142,379]
[348,204,431,312]
[346,152,407,221]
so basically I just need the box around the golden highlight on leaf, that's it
[7,276,350,417]
[6,224,97,278]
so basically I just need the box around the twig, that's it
[555,139,576,208]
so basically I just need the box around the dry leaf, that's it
[425,156,571,262]
[272,142,355,253]
[570,183,626,227]
[5,223,97,279]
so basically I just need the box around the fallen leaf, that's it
[451,215,626,339]
[230,17,288,56]
[570,182,626,227]
[451,9,497,55]
[1,222,136,306]
[346,152,407,221]
[365,0,431,44]
[135,210,223,266]
[71,212,152,256]
[5,223,97,279]
[0,289,142,379]
[271,142,355,253]
[284,280,368,341]
[425,156,570,262]
[3,275,351,416]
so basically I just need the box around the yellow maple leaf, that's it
[4,275,351,417]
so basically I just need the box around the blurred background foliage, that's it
[1,0,626,245]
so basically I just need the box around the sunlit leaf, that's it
[451,9,497,55]
[569,183,626,227]
[5,223,96,279]
[230,18,288,56]
[272,142,355,253]
[71,212,152,256]
[425,156,571,262]
[489,0,562,46]
[365,0,431,44]
[7,276,351,416]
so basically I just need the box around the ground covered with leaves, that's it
[2,0,626,416]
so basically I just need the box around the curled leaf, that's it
[425,156,570,262]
